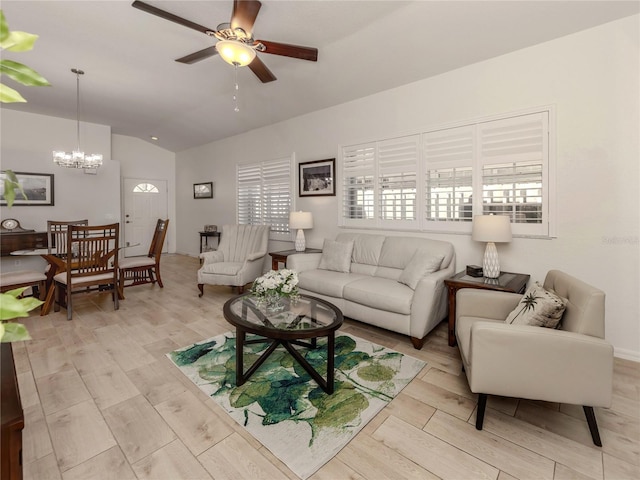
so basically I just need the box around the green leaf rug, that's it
[167,332,426,479]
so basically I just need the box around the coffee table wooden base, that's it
[235,329,336,394]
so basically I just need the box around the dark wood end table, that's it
[223,293,343,394]
[269,248,322,270]
[444,271,530,347]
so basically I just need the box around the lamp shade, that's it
[289,211,313,230]
[215,40,256,67]
[472,215,512,243]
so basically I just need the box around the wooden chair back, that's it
[65,223,119,281]
[148,219,169,262]
[47,219,88,256]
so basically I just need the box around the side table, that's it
[199,231,221,254]
[269,248,322,270]
[444,271,530,347]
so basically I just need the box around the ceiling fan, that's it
[131,0,318,83]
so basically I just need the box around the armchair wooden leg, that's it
[198,284,204,297]
[238,285,245,294]
[476,393,488,430]
[583,406,602,447]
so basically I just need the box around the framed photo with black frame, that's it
[0,171,55,206]
[193,182,213,199]
[299,158,335,197]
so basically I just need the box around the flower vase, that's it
[264,292,285,314]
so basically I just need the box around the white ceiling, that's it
[2,1,638,153]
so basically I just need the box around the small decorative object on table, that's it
[250,269,299,313]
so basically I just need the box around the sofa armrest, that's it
[200,250,224,264]
[409,268,453,339]
[286,253,322,272]
[456,289,522,322]
[468,321,613,407]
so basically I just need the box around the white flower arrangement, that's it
[251,269,299,300]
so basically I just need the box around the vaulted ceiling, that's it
[2,1,638,152]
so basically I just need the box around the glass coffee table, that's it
[223,293,343,394]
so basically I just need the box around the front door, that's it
[123,178,168,257]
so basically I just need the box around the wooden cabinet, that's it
[1,343,24,480]
[0,231,48,256]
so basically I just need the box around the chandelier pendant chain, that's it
[233,64,240,113]
[73,68,83,152]
[52,68,103,172]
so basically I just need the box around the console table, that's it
[1,343,24,480]
[0,231,48,256]
[444,271,530,347]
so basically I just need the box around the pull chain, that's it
[233,64,240,112]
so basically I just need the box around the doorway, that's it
[123,178,168,257]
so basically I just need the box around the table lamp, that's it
[289,211,313,252]
[472,214,512,278]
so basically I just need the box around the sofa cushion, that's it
[505,281,567,328]
[343,277,413,315]
[298,269,366,298]
[398,251,444,289]
[318,239,354,273]
[337,233,386,265]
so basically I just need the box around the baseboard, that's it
[614,347,640,363]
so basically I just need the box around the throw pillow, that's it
[318,239,354,273]
[505,281,567,328]
[398,251,444,289]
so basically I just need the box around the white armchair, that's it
[455,270,613,446]
[197,224,270,296]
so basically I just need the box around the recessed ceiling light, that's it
[150,136,158,141]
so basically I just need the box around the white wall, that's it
[1,109,120,273]
[112,134,176,253]
[176,16,640,360]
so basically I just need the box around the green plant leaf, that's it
[0,11,9,43]
[0,82,26,102]
[0,59,50,86]
[1,322,31,342]
[1,30,38,51]
[0,289,43,320]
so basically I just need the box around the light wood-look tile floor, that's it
[13,254,640,480]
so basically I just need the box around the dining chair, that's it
[118,218,169,299]
[53,223,120,320]
[47,219,89,256]
[0,270,48,315]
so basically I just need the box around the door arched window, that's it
[132,183,159,193]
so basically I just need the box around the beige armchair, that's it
[455,270,613,446]
[197,224,270,296]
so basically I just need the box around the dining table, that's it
[10,246,134,315]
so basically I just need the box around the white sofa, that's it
[287,233,455,349]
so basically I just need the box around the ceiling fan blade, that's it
[257,40,318,62]
[248,56,276,83]
[231,0,262,34]
[132,1,215,35]
[175,46,218,64]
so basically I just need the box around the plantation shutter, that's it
[479,112,548,236]
[378,135,419,228]
[262,158,292,236]
[237,156,292,239]
[341,142,376,227]
[423,125,474,231]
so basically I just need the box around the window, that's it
[132,182,159,193]
[340,108,553,237]
[237,155,293,240]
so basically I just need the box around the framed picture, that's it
[299,158,335,197]
[193,182,213,199]
[0,171,54,206]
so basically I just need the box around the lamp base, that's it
[482,242,501,278]
[294,229,306,252]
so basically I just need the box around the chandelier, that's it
[53,68,103,171]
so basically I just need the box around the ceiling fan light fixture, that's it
[216,40,256,67]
